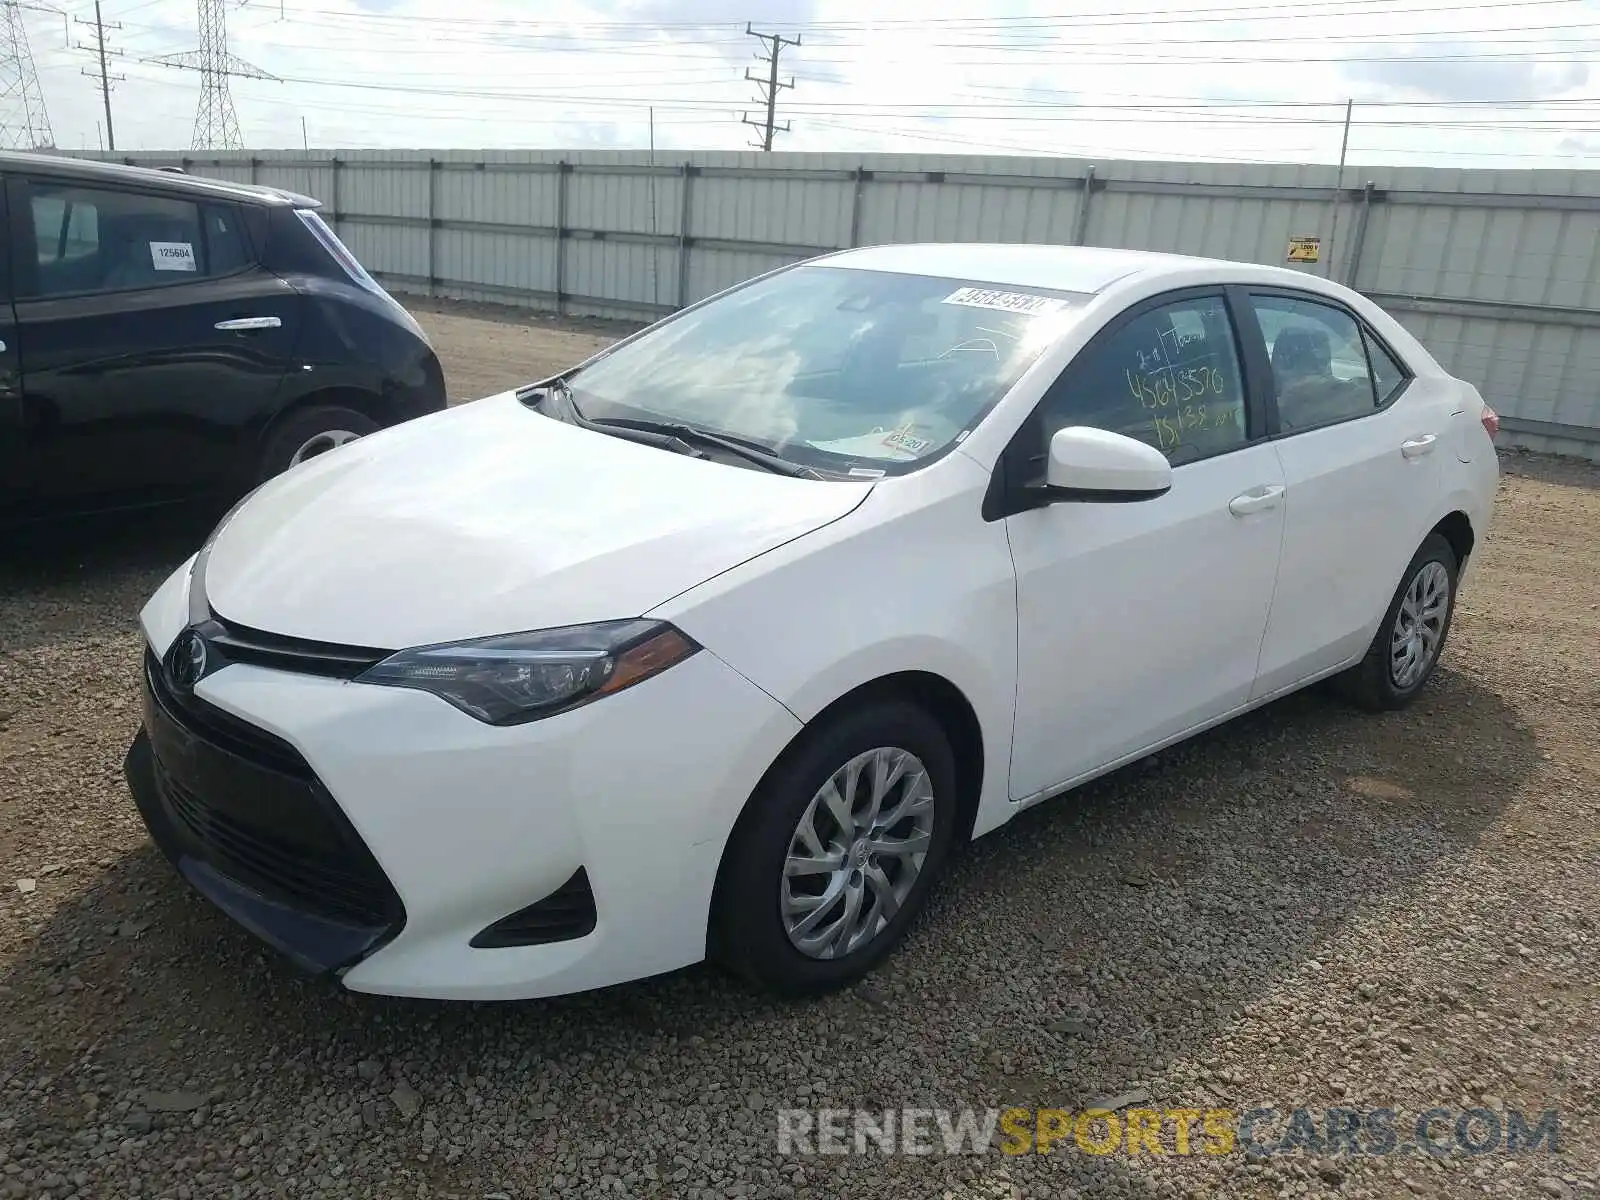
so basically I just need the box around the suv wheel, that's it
[259,406,378,481]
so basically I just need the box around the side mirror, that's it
[1042,426,1172,501]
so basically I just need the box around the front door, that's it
[1005,290,1286,801]
[1241,290,1448,698]
[7,175,300,512]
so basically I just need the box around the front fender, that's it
[650,458,1022,840]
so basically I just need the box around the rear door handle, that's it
[1401,434,1438,459]
[1228,484,1285,517]
[214,316,282,331]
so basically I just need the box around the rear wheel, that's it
[1335,532,1459,711]
[713,700,958,996]
[258,405,378,482]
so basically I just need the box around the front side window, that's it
[27,182,247,298]
[1250,294,1384,431]
[1036,293,1249,466]
[565,265,1089,474]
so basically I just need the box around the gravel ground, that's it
[1,301,1597,1200]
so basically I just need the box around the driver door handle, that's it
[1228,484,1285,517]
[1401,434,1438,459]
[215,316,282,331]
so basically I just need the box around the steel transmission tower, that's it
[0,0,56,150]
[147,0,275,150]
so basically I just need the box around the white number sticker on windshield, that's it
[942,286,1068,316]
[882,427,933,455]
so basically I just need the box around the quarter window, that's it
[1364,328,1409,405]
[1037,294,1249,466]
[27,182,250,298]
[1250,295,1385,431]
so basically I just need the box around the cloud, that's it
[16,0,1599,169]
[1341,48,1588,103]
[614,0,822,29]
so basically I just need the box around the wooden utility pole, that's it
[1324,98,1354,280]
[741,24,799,151]
[76,0,123,151]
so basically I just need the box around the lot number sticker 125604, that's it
[149,242,197,271]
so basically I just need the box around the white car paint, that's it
[133,243,1499,1000]
[203,392,873,648]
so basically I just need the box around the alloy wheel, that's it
[289,429,363,466]
[780,746,936,960]
[1389,559,1450,688]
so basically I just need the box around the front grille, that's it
[153,756,392,927]
[142,650,403,937]
[471,869,597,948]
[201,609,391,680]
[147,650,309,778]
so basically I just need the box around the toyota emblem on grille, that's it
[168,629,208,691]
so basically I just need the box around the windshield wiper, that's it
[524,378,708,461]
[522,379,821,479]
[589,417,824,479]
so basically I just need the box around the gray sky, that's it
[20,0,1600,166]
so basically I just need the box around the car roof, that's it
[823,242,1309,295]
[0,150,317,208]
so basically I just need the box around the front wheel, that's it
[712,700,958,996]
[1335,532,1459,711]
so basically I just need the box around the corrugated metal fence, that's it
[92,149,1600,459]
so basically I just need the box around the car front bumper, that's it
[127,562,803,1000]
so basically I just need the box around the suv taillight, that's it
[1481,403,1500,439]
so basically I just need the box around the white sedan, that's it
[125,243,1500,1000]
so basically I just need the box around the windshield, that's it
[565,264,1088,475]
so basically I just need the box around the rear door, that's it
[7,174,301,510]
[1241,289,1448,698]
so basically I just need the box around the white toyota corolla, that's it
[126,243,1499,1000]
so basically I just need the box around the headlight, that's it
[355,619,699,725]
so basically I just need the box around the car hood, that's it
[203,392,873,648]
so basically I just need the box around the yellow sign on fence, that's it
[1287,235,1321,263]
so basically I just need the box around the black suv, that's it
[0,152,446,521]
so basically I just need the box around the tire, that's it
[712,700,959,996]
[1334,532,1459,712]
[257,405,378,482]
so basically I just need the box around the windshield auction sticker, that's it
[942,286,1069,316]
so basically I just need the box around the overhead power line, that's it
[257,0,1590,31]
[741,23,799,151]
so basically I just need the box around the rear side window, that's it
[1249,294,1392,432]
[202,205,251,277]
[25,182,252,298]
[1036,293,1250,466]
